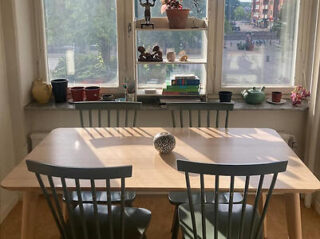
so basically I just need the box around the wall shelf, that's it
[135,17,208,31]
[136,59,207,65]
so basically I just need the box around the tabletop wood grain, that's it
[1,128,320,193]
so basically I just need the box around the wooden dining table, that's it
[1,127,320,239]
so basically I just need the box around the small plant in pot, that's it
[161,0,190,29]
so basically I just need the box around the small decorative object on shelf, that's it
[166,51,176,62]
[180,55,188,62]
[161,0,190,29]
[291,86,310,106]
[153,132,176,154]
[140,0,156,29]
[241,86,265,105]
[32,79,52,104]
[138,45,163,62]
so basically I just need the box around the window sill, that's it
[25,99,309,112]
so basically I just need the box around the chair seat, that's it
[66,191,136,204]
[178,203,262,239]
[67,204,151,239]
[168,191,243,205]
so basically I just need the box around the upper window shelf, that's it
[135,17,208,31]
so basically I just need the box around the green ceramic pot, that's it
[241,86,265,105]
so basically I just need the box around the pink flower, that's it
[291,86,310,106]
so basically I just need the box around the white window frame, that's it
[34,0,132,95]
[34,0,318,97]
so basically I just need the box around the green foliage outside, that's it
[44,0,117,84]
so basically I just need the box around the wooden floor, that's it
[1,194,320,239]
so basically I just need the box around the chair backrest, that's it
[177,160,288,239]
[26,160,132,239]
[74,102,142,127]
[166,102,234,128]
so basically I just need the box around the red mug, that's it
[71,87,85,102]
[85,86,100,101]
[272,91,282,103]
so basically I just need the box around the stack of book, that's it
[162,74,200,96]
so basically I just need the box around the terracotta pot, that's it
[85,86,100,101]
[272,91,282,103]
[32,79,52,104]
[71,87,85,102]
[166,9,190,29]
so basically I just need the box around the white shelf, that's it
[136,59,207,65]
[135,17,208,31]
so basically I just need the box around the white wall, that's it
[27,109,307,157]
[0,6,19,224]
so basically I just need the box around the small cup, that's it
[219,91,232,103]
[71,87,85,102]
[272,91,282,103]
[85,86,100,101]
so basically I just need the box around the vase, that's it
[31,79,52,104]
[51,79,68,103]
[166,9,190,29]
[153,132,176,154]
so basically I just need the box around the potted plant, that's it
[161,0,190,29]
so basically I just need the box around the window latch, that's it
[128,23,132,35]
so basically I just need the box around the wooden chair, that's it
[74,101,142,127]
[166,102,239,239]
[166,102,234,128]
[74,101,142,206]
[177,160,287,239]
[26,160,151,239]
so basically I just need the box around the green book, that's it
[166,85,199,91]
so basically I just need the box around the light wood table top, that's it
[2,128,320,193]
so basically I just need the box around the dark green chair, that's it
[26,160,151,239]
[166,102,234,128]
[166,102,242,239]
[75,101,142,127]
[177,160,287,239]
[73,101,142,206]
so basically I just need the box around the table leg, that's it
[21,192,40,239]
[285,193,302,239]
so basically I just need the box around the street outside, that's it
[223,21,295,86]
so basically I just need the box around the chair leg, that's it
[171,205,179,239]
[259,193,268,239]
[62,202,68,221]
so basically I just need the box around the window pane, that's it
[222,0,299,86]
[135,0,207,19]
[44,0,118,86]
[137,64,206,90]
[136,30,207,88]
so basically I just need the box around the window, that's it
[43,0,119,87]
[134,0,208,92]
[38,0,309,95]
[222,0,300,87]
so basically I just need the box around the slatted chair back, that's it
[74,102,142,127]
[166,102,234,128]
[26,160,132,239]
[177,160,288,239]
